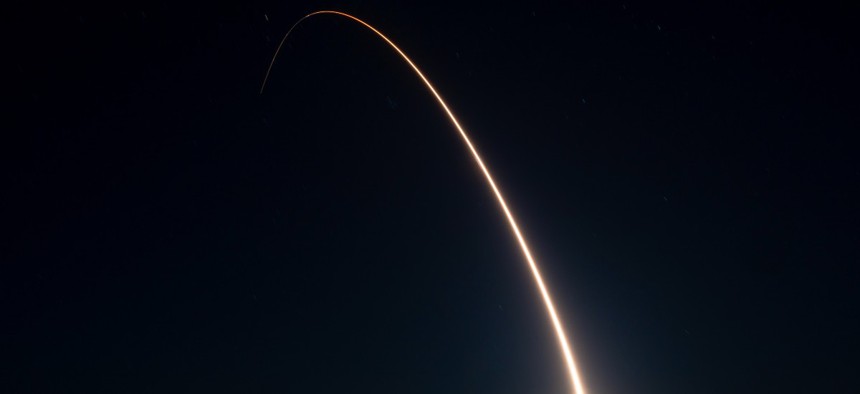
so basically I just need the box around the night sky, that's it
[4,1,859,393]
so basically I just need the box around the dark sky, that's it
[4,1,858,393]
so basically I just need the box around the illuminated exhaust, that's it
[262,11,587,394]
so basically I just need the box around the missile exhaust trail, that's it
[261,11,587,394]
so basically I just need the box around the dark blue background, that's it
[4,1,858,393]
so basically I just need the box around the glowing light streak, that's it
[261,11,587,394]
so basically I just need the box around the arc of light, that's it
[261,11,587,394]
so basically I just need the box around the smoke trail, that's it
[261,11,587,394]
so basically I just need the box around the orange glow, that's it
[262,11,587,394]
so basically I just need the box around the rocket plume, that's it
[261,11,587,394]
